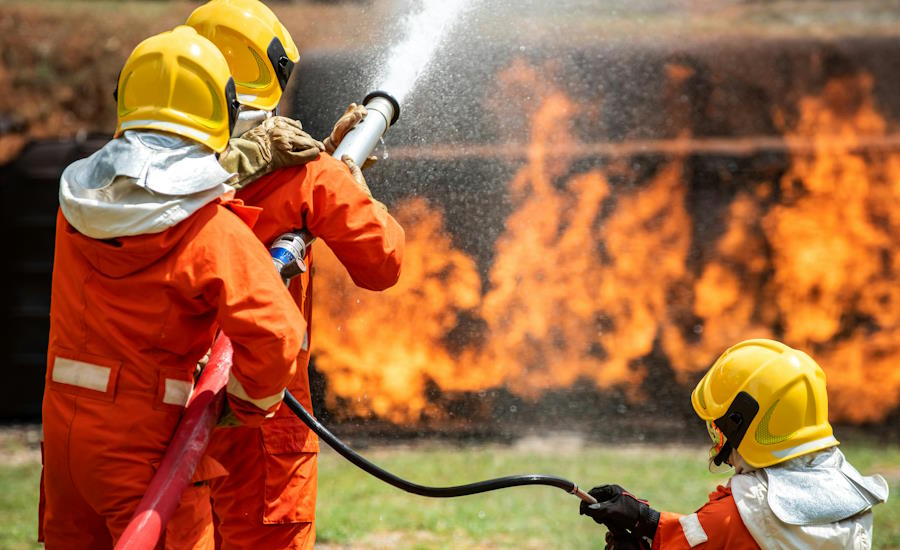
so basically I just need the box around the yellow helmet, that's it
[186,0,300,111]
[692,339,837,469]
[114,26,238,152]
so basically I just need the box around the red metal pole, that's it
[114,334,233,550]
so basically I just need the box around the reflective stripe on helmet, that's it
[772,435,839,459]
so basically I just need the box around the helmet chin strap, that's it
[713,441,733,467]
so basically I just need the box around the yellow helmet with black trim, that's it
[115,25,238,152]
[692,339,837,469]
[186,0,300,111]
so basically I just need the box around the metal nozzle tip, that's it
[363,90,401,125]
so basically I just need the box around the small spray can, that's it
[269,232,309,283]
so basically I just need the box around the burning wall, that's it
[311,59,900,426]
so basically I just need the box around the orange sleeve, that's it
[303,155,405,290]
[651,486,758,550]
[183,205,305,425]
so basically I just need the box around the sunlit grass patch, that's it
[316,439,900,549]
[0,430,896,549]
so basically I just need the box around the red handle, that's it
[114,334,233,550]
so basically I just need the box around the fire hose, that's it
[272,90,599,504]
[115,334,232,550]
[283,390,597,502]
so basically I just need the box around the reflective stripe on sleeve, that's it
[679,513,709,547]
[52,357,111,392]
[226,375,284,410]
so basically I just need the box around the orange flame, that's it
[763,73,900,422]
[311,199,481,423]
[312,63,900,424]
[675,72,900,421]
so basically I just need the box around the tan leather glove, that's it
[325,104,377,169]
[220,116,324,189]
[324,103,366,153]
[342,155,386,211]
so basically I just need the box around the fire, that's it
[312,62,900,424]
[763,73,900,422]
[474,92,621,394]
[311,198,481,423]
[664,191,774,379]
[679,72,900,422]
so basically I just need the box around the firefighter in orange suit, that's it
[181,2,405,549]
[40,26,304,549]
[579,339,889,550]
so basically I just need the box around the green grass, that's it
[0,461,41,550]
[316,441,900,549]
[1,437,897,549]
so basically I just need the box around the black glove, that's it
[604,528,650,550]
[579,485,660,544]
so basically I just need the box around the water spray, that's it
[278,0,598,509]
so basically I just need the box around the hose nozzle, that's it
[572,485,598,504]
[331,90,401,167]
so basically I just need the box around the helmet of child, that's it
[692,338,838,469]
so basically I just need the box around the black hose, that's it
[284,390,593,501]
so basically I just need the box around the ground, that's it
[2,426,898,549]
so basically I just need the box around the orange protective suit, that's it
[651,486,759,549]
[200,154,405,550]
[41,199,304,549]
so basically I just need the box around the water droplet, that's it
[477,510,486,519]
[380,136,389,160]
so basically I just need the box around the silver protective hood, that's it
[65,130,233,195]
[59,130,235,239]
[763,447,888,525]
[732,447,888,527]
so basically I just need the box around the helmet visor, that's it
[706,420,732,473]
[225,77,240,137]
[266,37,295,92]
